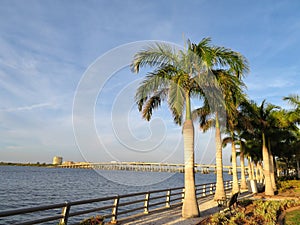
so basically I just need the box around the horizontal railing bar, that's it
[15,214,63,225]
[148,187,183,194]
[0,203,67,217]
[117,206,145,215]
[170,197,183,202]
[169,192,183,196]
[69,196,116,206]
[118,199,145,207]
[68,205,113,217]
[118,192,148,198]
[149,194,165,201]
[148,201,166,208]
[116,186,182,198]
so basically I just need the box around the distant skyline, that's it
[0,0,299,164]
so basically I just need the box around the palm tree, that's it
[222,135,240,194]
[284,94,300,178]
[131,38,218,218]
[193,69,248,199]
[239,140,248,191]
[131,38,248,217]
[240,100,280,195]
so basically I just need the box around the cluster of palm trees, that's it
[130,37,299,218]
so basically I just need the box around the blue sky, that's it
[0,0,299,164]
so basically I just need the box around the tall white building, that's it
[52,156,63,165]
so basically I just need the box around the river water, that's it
[0,166,233,224]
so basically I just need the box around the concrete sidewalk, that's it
[117,192,252,225]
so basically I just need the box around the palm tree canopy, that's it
[284,94,300,124]
[131,38,249,125]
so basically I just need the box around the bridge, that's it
[58,161,248,174]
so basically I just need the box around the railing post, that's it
[166,190,171,208]
[111,195,119,224]
[60,201,71,225]
[144,192,150,214]
[181,188,185,202]
[202,184,206,196]
[210,183,213,194]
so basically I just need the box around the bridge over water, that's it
[58,162,247,174]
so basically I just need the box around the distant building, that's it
[62,161,74,166]
[52,156,63,165]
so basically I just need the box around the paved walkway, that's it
[117,192,253,225]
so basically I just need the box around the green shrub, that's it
[207,199,300,225]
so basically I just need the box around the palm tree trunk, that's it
[231,137,239,194]
[214,112,226,201]
[248,156,257,193]
[269,152,277,191]
[182,93,199,218]
[248,156,253,180]
[239,148,248,191]
[254,162,259,181]
[268,139,277,191]
[262,132,274,196]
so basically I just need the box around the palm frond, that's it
[222,136,233,147]
[200,119,214,132]
[141,95,162,121]
[211,46,250,76]
[283,94,300,108]
[168,78,185,123]
[134,66,174,105]
[131,43,179,73]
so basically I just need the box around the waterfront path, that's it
[117,191,253,225]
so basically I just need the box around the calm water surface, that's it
[0,166,232,224]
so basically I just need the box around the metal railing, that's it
[0,180,232,225]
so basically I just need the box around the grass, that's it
[285,209,300,225]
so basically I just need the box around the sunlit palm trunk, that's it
[262,133,274,196]
[254,162,259,181]
[268,139,276,191]
[248,156,258,193]
[214,113,226,200]
[239,149,248,191]
[269,151,277,191]
[247,156,253,180]
[231,137,239,194]
[182,94,199,218]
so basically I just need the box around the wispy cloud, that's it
[0,102,53,112]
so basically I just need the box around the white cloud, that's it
[0,102,53,112]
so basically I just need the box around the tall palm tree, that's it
[191,41,248,201]
[131,38,248,217]
[239,140,248,191]
[222,135,240,194]
[131,42,199,218]
[284,95,300,178]
[131,38,219,218]
[193,69,248,199]
[240,100,280,195]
